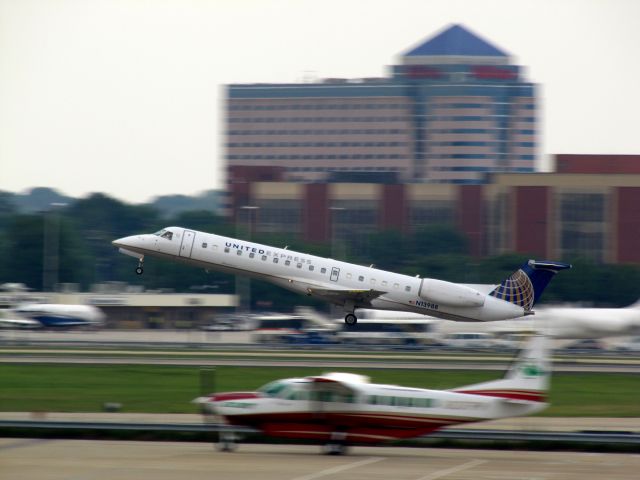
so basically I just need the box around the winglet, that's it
[489,260,571,312]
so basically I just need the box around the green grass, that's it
[0,364,638,416]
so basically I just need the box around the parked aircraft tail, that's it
[489,260,571,312]
[453,335,550,404]
[628,298,640,309]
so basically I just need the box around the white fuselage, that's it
[8,304,105,329]
[198,336,550,446]
[463,306,640,339]
[534,306,640,338]
[114,227,526,322]
[204,375,546,443]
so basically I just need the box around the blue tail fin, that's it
[489,260,571,312]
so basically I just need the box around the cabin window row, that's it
[367,395,437,408]
[223,246,328,274]
[281,390,436,408]
[283,390,355,403]
[221,246,413,292]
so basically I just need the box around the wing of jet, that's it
[302,288,386,326]
[0,316,40,329]
[305,287,386,304]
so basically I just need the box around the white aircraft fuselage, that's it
[195,336,550,453]
[113,227,570,324]
[3,304,105,329]
[532,305,640,338]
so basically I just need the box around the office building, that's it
[226,24,536,184]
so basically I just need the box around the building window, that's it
[557,192,606,262]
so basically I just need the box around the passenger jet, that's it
[113,227,570,324]
[194,335,551,454]
[0,303,105,329]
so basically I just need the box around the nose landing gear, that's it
[135,257,144,275]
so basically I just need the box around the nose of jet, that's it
[112,234,147,250]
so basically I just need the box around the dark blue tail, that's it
[489,260,571,312]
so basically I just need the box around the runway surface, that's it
[3,411,640,432]
[2,438,639,480]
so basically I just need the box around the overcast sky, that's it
[1,0,639,203]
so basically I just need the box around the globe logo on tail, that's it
[489,269,535,311]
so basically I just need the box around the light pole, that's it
[329,206,346,260]
[236,205,259,313]
[42,202,67,292]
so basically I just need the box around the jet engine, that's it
[419,278,485,308]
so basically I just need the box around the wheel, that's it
[344,313,357,326]
[216,441,237,452]
[323,441,348,455]
[323,431,348,455]
[135,266,143,275]
[217,432,237,452]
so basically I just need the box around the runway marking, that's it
[289,456,385,480]
[415,459,487,480]
[0,438,52,452]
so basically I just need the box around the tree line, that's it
[0,192,638,309]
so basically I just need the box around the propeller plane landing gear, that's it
[217,431,237,452]
[323,431,348,455]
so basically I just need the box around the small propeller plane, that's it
[113,226,570,324]
[195,335,551,454]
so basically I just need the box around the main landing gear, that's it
[344,313,357,326]
[323,431,349,455]
[343,301,358,326]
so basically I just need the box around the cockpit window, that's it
[153,229,174,240]
[258,380,288,397]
